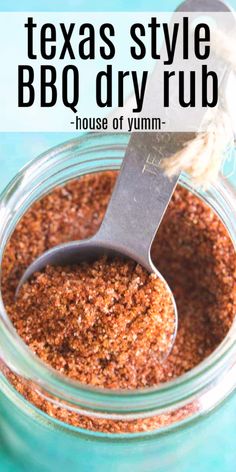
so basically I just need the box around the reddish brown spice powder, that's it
[10,258,176,389]
[1,171,236,433]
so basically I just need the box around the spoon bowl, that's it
[16,233,178,362]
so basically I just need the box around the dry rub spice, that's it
[10,258,176,389]
[1,171,236,433]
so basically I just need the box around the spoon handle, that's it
[96,0,234,270]
[95,132,190,270]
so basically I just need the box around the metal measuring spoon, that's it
[16,132,181,360]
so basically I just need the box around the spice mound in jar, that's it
[2,171,236,393]
[10,257,176,389]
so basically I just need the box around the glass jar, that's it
[0,133,236,472]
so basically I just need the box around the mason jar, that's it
[0,133,236,472]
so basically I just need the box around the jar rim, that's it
[0,132,236,415]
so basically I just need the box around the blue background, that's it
[0,1,236,471]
